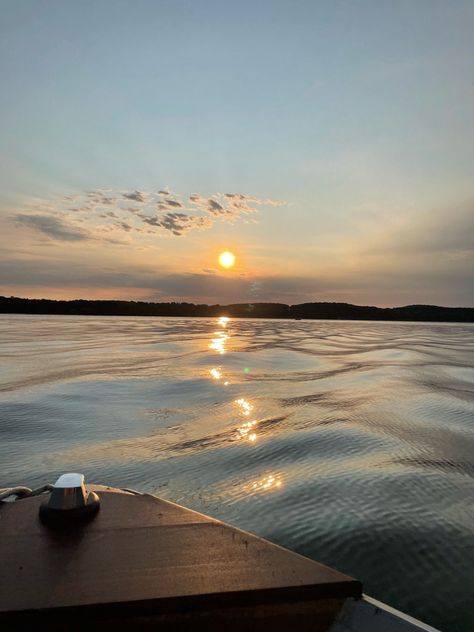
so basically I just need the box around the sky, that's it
[1,0,473,307]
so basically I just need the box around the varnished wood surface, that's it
[0,485,361,627]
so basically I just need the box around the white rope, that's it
[0,484,53,502]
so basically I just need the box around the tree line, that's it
[1,296,473,322]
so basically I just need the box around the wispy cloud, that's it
[12,187,286,243]
[188,193,283,218]
[15,214,89,241]
[357,202,474,270]
[87,190,117,206]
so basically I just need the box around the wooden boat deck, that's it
[0,485,361,630]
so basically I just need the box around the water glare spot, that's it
[209,332,228,354]
[218,316,230,327]
[248,474,283,493]
[209,368,222,380]
[235,398,253,415]
[236,418,258,441]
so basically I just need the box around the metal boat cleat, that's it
[39,473,100,528]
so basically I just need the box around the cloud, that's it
[225,193,287,207]
[12,187,286,242]
[122,190,148,203]
[163,199,182,208]
[2,254,473,306]
[157,198,184,211]
[15,214,89,242]
[144,213,213,236]
[362,203,473,256]
[398,206,474,256]
[86,191,117,206]
[188,192,284,218]
[125,206,144,215]
[0,259,326,301]
[208,199,225,214]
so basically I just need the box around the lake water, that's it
[0,314,473,631]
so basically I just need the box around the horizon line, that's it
[1,295,473,312]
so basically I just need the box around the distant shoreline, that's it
[1,296,473,323]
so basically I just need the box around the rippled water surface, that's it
[1,315,473,630]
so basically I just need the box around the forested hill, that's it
[0,296,473,322]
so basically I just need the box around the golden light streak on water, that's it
[218,316,230,327]
[235,397,253,415]
[248,474,283,493]
[209,332,228,354]
[237,419,258,441]
[209,367,222,380]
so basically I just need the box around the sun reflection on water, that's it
[209,332,228,354]
[209,366,230,385]
[248,474,283,493]
[234,398,259,441]
[237,419,258,441]
[209,367,222,380]
[235,397,253,415]
[207,317,263,441]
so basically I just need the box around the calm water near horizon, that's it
[0,314,473,631]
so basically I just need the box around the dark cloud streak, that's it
[15,214,89,242]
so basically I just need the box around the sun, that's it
[218,251,236,269]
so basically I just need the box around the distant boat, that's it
[0,474,439,631]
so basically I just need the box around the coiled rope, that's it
[0,484,53,502]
